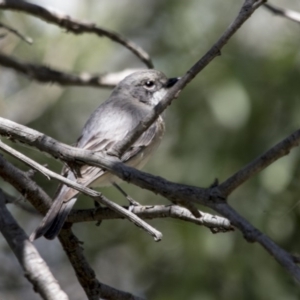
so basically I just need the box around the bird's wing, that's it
[73,120,162,183]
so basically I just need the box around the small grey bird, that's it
[30,69,178,240]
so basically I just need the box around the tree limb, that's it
[59,228,145,300]
[264,3,300,24]
[0,155,145,300]
[3,189,38,214]
[0,140,163,242]
[0,152,231,233]
[219,129,300,196]
[1,117,300,281]
[0,21,33,44]
[111,0,266,158]
[69,205,234,233]
[0,117,207,214]
[0,52,141,88]
[0,0,153,68]
[0,189,69,300]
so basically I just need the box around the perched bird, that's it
[30,69,178,240]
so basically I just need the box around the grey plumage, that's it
[30,70,178,240]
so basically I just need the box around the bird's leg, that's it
[112,182,141,208]
[91,189,102,226]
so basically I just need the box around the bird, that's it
[30,69,179,240]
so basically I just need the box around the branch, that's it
[0,140,163,242]
[1,0,298,286]
[213,203,300,281]
[111,0,265,158]
[0,189,69,300]
[3,190,38,214]
[0,149,231,234]
[0,154,52,215]
[0,0,153,68]
[219,129,300,196]
[59,228,145,300]
[0,21,33,44]
[69,205,234,233]
[264,3,300,24]
[0,117,208,213]
[0,155,145,300]
[1,118,300,281]
[0,53,141,88]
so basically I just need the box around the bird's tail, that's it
[30,197,76,241]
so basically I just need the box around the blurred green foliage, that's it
[1,0,300,299]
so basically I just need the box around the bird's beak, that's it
[165,77,180,88]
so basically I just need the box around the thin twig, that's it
[0,152,231,233]
[264,3,300,24]
[0,117,209,212]
[110,0,265,159]
[59,228,145,300]
[219,129,300,196]
[0,0,153,68]
[3,190,38,215]
[69,205,234,233]
[0,140,163,242]
[0,53,141,88]
[1,118,300,281]
[0,21,33,44]
[213,202,300,281]
[1,0,299,285]
[0,156,144,300]
[0,189,69,300]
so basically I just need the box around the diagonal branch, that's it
[1,118,300,281]
[0,155,145,300]
[0,0,153,68]
[111,0,265,158]
[0,151,230,232]
[3,189,38,214]
[264,3,300,24]
[0,189,69,300]
[0,139,163,242]
[219,129,300,196]
[0,117,209,212]
[59,229,145,300]
[213,202,300,281]
[0,53,141,88]
[0,21,33,44]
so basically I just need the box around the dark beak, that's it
[165,77,179,88]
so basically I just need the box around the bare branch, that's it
[3,190,38,214]
[58,228,145,300]
[111,0,265,159]
[264,3,300,24]
[0,0,153,68]
[1,117,300,281]
[213,202,300,281]
[0,117,208,212]
[0,21,33,44]
[69,205,234,233]
[1,0,298,287]
[0,189,69,300]
[219,129,300,196]
[0,142,231,232]
[0,140,163,242]
[0,154,52,215]
[0,156,145,300]
[0,53,141,88]
[0,147,230,234]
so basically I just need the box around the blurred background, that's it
[1,0,300,299]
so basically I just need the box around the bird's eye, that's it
[144,80,155,89]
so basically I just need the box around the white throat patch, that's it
[151,88,168,106]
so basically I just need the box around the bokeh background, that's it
[1,0,300,299]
